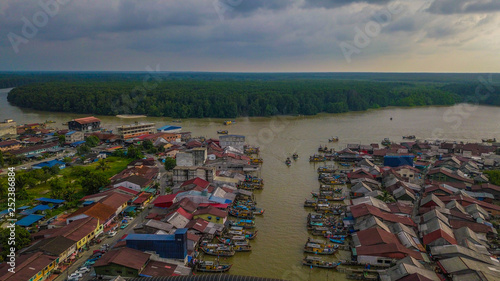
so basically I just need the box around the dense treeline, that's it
[7,79,469,118]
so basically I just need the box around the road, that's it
[55,204,151,281]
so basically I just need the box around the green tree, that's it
[0,226,32,261]
[80,171,110,195]
[164,157,176,170]
[377,191,396,203]
[142,140,153,150]
[77,144,91,155]
[85,135,100,147]
[127,145,143,159]
[96,159,110,171]
[57,134,66,145]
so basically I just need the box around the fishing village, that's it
[0,117,273,280]
[294,136,500,280]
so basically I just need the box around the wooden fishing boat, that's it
[228,208,255,219]
[331,196,346,201]
[195,260,232,273]
[402,135,416,139]
[244,146,260,155]
[228,219,255,229]
[285,157,292,166]
[304,199,318,208]
[302,256,341,269]
[325,234,347,239]
[217,130,228,134]
[217,235,248,245]
[329,137,339,142]
[201,245,235,257]
[304,242,337,255]
[482,138,496,143]
[329,238,345,244]
[311,226,332,236]
[250,157,263,164]
[226,229,258,240]
[381,138,392,146]
[223,120,233,125]
[310,155,326,162]
[292,153,298,160]
[233,241,252,252]
[318,166,336,173]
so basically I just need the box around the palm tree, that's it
[377,190,396,203]
[96,159,110,171]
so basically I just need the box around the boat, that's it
[195,259,232,273]
[45,120,55,123]
[381,138,392,146]
[250,157,264,164]
[482,138,496,143]
[226,229,258,240]
[218,235,248,245]
[302,256,341,269]
[228,219,255,229]
[228,208,255,219]
[402,135,416,140]
[285,157,292,166]
[201,245,235,257]
[233,241,252,252]
[304,242,337,255]
[217,130,228,134]
[292,153,298,160]
[331,196,346,201]
[309,155,326,162]
[329,238,345,244]
[224,120,235,125]
[329,137,339,142]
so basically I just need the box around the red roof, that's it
[355,228,398,246]
[422,229,457,245]
[141,260,177,277]
[99,192,132,210]
[471,183,500,193]
[350,204,416,227]
[116,186,140,196]
[193,205,227,218]
[197,203,229,209]
[133,192,152,204]
[387,202,414,215]
[153,193,179,205]
[181,177,210,189]
[356,243,423,260]
[398,273,435,281]
[440,195,500,212]
[173,207,193,220]
[68,202,115,222]
[449,219,494,234]
[185,218,209,232]
[73,116,101,124]
[427,168,474,184]
[93,247,149,270]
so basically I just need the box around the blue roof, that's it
[157,125,182,131]
[66,131,76,135]
[32,205,53,211]
[70,141,86,147]
[16,215,44,226]
[209,195,232,204]
[0,209,10,216]
[18,206,31,210]
[36,197,65,204]
[125,233,175,241]
[83,201,95,206]
[33,159,65,169]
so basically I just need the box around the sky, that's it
[1,0,500,72]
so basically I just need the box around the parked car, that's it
[69,272,82,279]
[124,216,134,221]
[120,223,129,229]
[108,231,117,237]
[77,267,91,274]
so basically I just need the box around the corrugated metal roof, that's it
[16,214,44,226]
[129,275,289,281]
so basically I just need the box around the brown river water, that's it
[1,88,500,280]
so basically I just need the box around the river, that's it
[1,88,499,280]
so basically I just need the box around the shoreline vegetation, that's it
[4,72,500,119]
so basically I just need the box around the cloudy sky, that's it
[1,0,499,72]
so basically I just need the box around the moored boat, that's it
[233,241,252,252]
[195,260,232,273]
[217,130,228,134]
[329,136,339,142]
[302,256,341,269]
[482,138,496,143]
[228,219,255,229]
[304,242,337,255]
[285,157,292,166]
[329,238,345,244]
[292,153,298,160]
[402,135,416,139]
[201,245,235,257]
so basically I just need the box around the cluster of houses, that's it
[0,115,263,280]
[338,139,500,280]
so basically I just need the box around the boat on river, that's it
[228,219,255,229]
[195,259,232,273]
[292,153,298,160]
[226,229,258,240]
[402,135,416,139]
[302,256,341,269]
[228,208,255,219]
[310,155,326,162]
[329,238,345,244]
[304,242,337,255]
[233,241,252,252]
[285,157,292,166]
[201,245,235,257]
[329,137,339,142]
[482,138,496,143]
[217,130,228,134]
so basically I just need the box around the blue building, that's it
[157,125,182,133]
[125,229,188,259]
[383,155,414,168]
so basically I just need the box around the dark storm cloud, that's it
[303,0,392,9]
[427,0,500,14]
